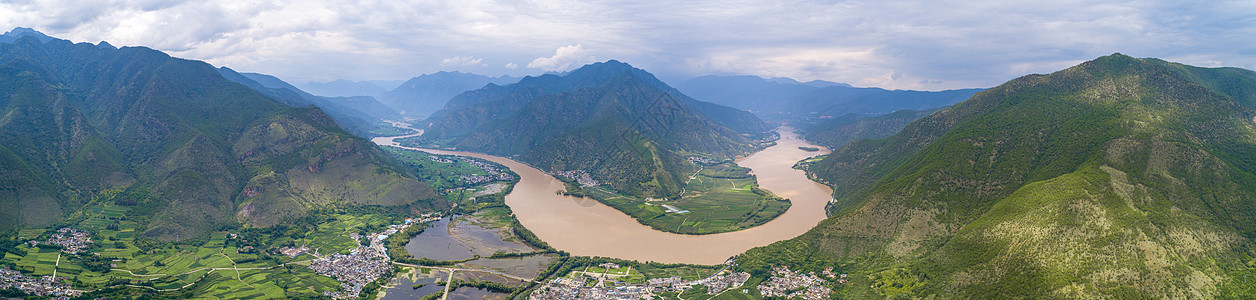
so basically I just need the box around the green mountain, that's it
[0,31,439,239]
[377,71,519,119]
[741,54,1256,298]
[802,108,943,150]
[415,60,769,197]
[678,75,981,124]
[216,67,399,136]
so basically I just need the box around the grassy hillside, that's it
[0,34,439,240]
[739,54,1256,298]
[802,108,943,150]
[415,60,768,198]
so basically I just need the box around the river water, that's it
[373,125,833,265]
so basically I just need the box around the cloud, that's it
[439,56,486,69]
[504,62,518,69]
[2,0,1253,90]
[527,44,596,72]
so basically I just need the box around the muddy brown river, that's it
[373,125,834,265]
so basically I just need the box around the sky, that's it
[2,0,1254,90]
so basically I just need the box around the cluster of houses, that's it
[307,217,424,299]
[529,265,751,299]
[757,266,835,300]
[0,267,80,298]
[309,245,392,299]
[556,169,601,186]
[686,156,725,165]
[27,227,93,254]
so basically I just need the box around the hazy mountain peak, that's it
[0,27,55,44]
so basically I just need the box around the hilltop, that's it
[0,29,441,240]
[741,54,1256,298]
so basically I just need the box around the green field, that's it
[384,147,515,194]
[0,201,420,299]
[572,162,791,234]
[369,123,418,137]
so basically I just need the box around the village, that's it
[529,262,755,300]
[756,266,838,300]
[301,217,427,299]
[556,169,601,187]
[528,262,844,300]
[0,266,81,298]
[26,227,93,254]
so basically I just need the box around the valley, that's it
[374,123,834,265]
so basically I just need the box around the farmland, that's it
[568,161,791,235]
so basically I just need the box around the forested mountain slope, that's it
[0,31,439,240]
[416,60,770,197]
[741,54,1256,298]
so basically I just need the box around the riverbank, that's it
[373,124,835,265]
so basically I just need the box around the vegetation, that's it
[802,108,943,149]
[409,60,770,199]
[0,34,440,240]
[741,54,1256,298]
[564,161,791,234]
[369,123,417,137]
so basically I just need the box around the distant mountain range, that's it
[415,60,769,197]
[296,79,402,98]
[802,108,944,149]
[0,29,440,239]
[678,75,981,123]
[216,68,399,136]
[740,54,1256,298]
[377,71,520,119]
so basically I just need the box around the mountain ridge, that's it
[740,54,1256,298]
[415,60,769,197]
[0,31,440,240]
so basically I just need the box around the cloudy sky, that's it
[2,0,1253,90]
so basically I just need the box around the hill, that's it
[678,75,980,123]
[740,54,1256,298]
[217,68,399,136]
[802,108,943,149]
[377,71,519,118]
[415,60,770,198]
[0,29,439,240]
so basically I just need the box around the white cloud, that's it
[504,62,518,69]
[439,56,485,69]
[1,0,1253,90]
[527,44,596,72]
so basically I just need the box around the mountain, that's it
[216,68,399,136]
[0,30,439,239]
[740,54,1256,298]
[377,71,519,118]
[416,60,769,197]
[297,79,388,97]
[678,75,981,123]
[0,27,53,44]
[802,108,943,149]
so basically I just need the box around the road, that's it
[391,262,537,283]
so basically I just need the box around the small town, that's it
[0,266,81,298]
[686,156,726,165]
[465,158,514,180]
[528,262,752,300]
[757,266,835,300]
[556,169,601,186]
[306,217,423,299]
[26,227,93,254]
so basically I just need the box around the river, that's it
[372,125,834,265]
